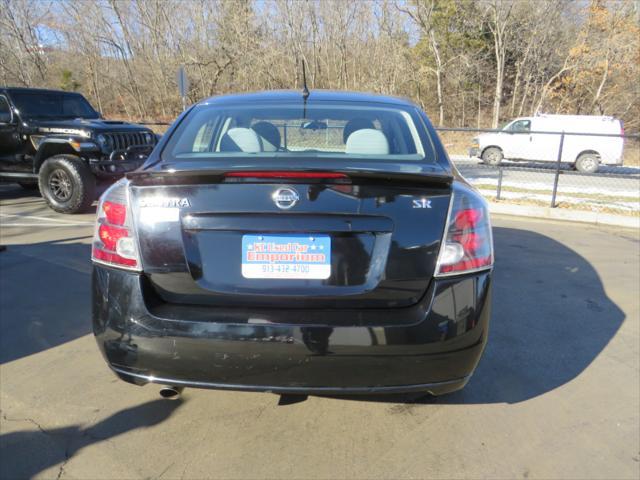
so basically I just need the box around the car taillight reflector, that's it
[436,187,493,276]
[92,248,138,267]
[91,179,141,271]
[98,224,128,251]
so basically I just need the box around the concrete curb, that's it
[488,201,640,229]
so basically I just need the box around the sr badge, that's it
[412,199,432,209]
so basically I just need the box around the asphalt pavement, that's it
[1,183,639,479]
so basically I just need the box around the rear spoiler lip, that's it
[126,159,453,186]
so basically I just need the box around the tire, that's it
[481,147,503,166]
[38,155,96,214]
[575,153,599,174]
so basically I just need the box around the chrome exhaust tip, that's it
[159,386,184,400]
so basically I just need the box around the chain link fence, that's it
[436,127,640,216]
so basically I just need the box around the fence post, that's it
[496,165,503,201]
[550,131,565,208]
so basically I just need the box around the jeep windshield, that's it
[10,92,99,119]
[163,102,433,162]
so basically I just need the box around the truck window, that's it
[509,120,531,133]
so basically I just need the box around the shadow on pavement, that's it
[0,183,99,213]
[444,226,625,404]
[0,183,41,201]
[323,226,626,405]
[0,399,184,479]
[0,240,92,364]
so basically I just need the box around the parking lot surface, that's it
[1,184,639,480]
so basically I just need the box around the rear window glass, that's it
[163,103,431,162]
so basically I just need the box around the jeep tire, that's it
[38,155,96,214]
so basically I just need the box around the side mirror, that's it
[0,111,12,124]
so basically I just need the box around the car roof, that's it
[199,90,418,108]
[1,87,85,95]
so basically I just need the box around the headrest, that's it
[220,128,262,153]
[252,122,281,152]
[345,129,390,155]
[343,118,375,143]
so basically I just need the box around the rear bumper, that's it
[92,266,492,395]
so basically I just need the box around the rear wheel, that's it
[575,153,599,174]
[38,155,96,213]
[481,147,503,166]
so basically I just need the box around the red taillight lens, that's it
[454,208,483,230]
[91,180,141,271]
[92,248,138,267]
[436,187,493,276]
[225,171,348,179]
[98,224,129,251]
[103,200,127,226]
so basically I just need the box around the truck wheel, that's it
[481,147,503,166]
[575,154,599,174]
[38,155,96,214]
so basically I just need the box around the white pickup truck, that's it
[469,114,624,173]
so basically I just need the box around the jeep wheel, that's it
[38,155,96,214]
[575,153,599,174]
[481,147,503,166]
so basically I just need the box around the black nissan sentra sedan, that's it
[91,90,493,399]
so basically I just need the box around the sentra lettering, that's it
[139,197,190,208]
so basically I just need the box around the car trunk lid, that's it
[129,165,451,310]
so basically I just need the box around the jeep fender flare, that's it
[33,137,98,172]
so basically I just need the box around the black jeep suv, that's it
[0,87,157,213]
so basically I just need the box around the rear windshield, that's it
[163,102,432,162]
[10,92,99,119]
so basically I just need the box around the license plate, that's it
[242,234,331,279]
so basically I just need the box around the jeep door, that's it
[0,95,22,163]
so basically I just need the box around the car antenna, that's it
[301,59,310,100]
[301,60,310,119]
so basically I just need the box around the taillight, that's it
[91,179,141,271]
[435,185,493,276]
